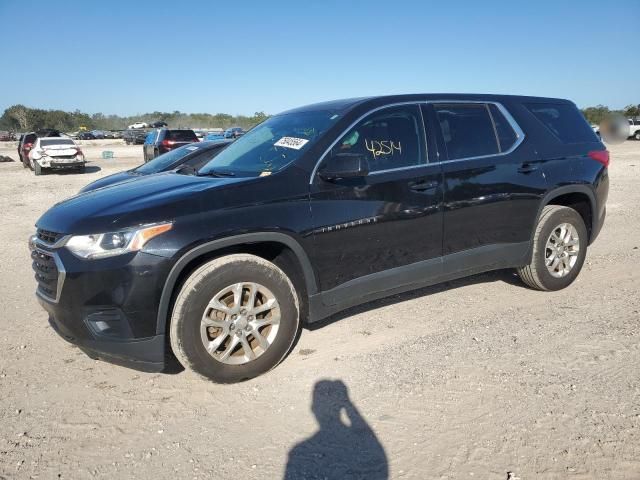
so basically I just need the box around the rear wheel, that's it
[634,131,640,141]
[517,205,588,291]
[170,254,300,383]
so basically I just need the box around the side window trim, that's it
[427,100,525,164]
[485,103,502,153]
[309,100,525,182]
[309,101,428,184]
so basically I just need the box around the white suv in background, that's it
[628,118,640,140]
[28,137,86,175]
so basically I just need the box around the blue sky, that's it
[0,0,637,116]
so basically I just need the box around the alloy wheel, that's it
[200,282,281,365]
[545,223,580,278]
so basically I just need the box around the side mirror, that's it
[318,153,369,181]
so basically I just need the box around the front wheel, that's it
[517,205,588,291]
[34,162,42,176]
[170,254,300,383]
[634,131,640,141]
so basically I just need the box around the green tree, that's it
[623,104,640,118]
[581,105,611,125]
[4,104,30,130]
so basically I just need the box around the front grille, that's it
[32,249,59,300]
[36,228,63,245]
[51,155,76,160]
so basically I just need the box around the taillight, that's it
[161,139,175,147]
[24,142,33,150]
[588,150,610,167]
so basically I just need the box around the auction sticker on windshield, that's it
[274,137,309,150]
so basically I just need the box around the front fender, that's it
[155,232,317,335]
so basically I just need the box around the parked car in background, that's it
[18,129,62,168]
[79,140,232,193]
[123,129,147,145]
[18,132,38,167]
[150,121,168,128]
[77,132,96,140]
[28,137,85,175]
[128,122,148,129]
[628,118,640,140]
[204,131,226,141]
[0,131,14,141]
[143,128,198,161]
[224,127,245,138]
[90,130,105,139]
[30,94,608,383]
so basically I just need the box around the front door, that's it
[309,103,443,302]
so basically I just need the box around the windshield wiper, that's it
[175,165,198,175]
[197,169,236,177]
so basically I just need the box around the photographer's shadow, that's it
[284,380,388,480]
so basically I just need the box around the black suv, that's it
[123,129,147,145]
[30,94,609,383]
[143,129,198,161]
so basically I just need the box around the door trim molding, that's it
[308,241,529,323]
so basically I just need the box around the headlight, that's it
[65,222,172,259]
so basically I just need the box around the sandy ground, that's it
[0,140,639,480]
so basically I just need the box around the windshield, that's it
[166,130,197,141]
[135,144,202,174]
[198,111,339,176]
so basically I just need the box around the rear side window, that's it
[40,138,75,146]
[166,130,197,141]
[434,104,499,160]
[488,104,518,152]
[525,103,598,144]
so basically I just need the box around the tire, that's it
[34,162,42,176]
[517,205,588,291]
[634,131,640,141]
[170,254,300,383]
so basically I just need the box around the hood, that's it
[37,172,246,234]
[78,171,138,193]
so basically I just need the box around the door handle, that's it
[409,180,438,192]
[518,163,539,174]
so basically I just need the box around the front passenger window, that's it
[331,105,425,173]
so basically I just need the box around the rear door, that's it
[429,101,547,265]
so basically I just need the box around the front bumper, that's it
[32,241,174,372]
